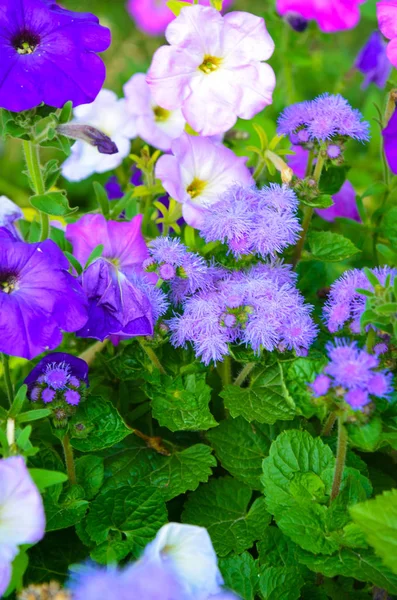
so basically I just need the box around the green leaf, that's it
[8,384,27,417]
[103,437,216,501]
[4,549,29,598]
[206,417,271,490]
[84,244,104,269]
[220,553,260,600]
[350,489,397,575]
[90,535,132,565]
[85,486,167,557]
[257,526,301,567]
[29,469,68,492]
[301,194,334,209]
[182,477,271,556]
[308,231,360,262]
[75,455,104,500]
[58,101,73,124]
[320,165,350,195]
[166,0,191,16]
[17,408,51,423]
[220,362,296,424]
[69,396,130,452]
[44,494,89,531]
[93,182,110,216]
[283,355,328,419]
[347,417,382,451]
[64,251,83,275]
[145,373,218,432]
[259,566,305,600]
[360,181,388,200]
[30,192,78,216]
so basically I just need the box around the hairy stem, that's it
[62,434,77,485]
[234,362,255,387]
[22,141,48,241]
[2,354,14,407]
[366,328,377,353]
[321,412,337,436]
[218,355,232,387]
[79,340,108,366]
[330,416,348,501]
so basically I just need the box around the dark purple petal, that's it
[24,352,89,389]
[383,110,397,174]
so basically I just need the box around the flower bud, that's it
[57,124,118,155]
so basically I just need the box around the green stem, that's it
[305,150,315,178]
[366,328,377,353]
[321,412,337,436]
[2,354,14,407]
[78,340,108,366]
[218,355,232,387]
[62,434,77,485]
[234,362,255,387]
[330,416,348,501]
[292,152,326,268]
[22,141,48,241]
[137,337,166,374]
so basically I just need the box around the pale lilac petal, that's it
[182,203,207,228]
[165,6,224,56]
[147,46,198,110]
[233,62,276,120]
[0,557,12,597]
[223,11,275,64]
[155,154,187,203]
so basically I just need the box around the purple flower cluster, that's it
[324,266,397,333]
[168,262,317,364]
[278,94,369,144]
[311,339,392,410]
[200,183,300,258]
[25,352,88,407]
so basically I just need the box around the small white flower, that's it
[62,89,137,182]
[142,523,223,599]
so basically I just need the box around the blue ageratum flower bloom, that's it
[0,230,88,359]
[0,0,111,113]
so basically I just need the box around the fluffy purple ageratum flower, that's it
[200,183,301,258]
[155,133,253,228]
[310,339,393,411]
[355,31,391,89]
[168,263,317,364]
[0,0,111,113]
[24,352,89,407]
[147,5,275,136]
[277,0,364,33]
[278,94,369,143]
[0,456,45,597]
[324,266,397,333]
[0,232,88,359]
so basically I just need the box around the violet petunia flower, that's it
[0,0,110,113]
[277,0,364,33]
[383,110,397,174]
[127,0,234,37]
[147,6,276,136]
[0,456,45,597]
[0,232,88,360]
[155,133,253,228]
[355,31,391,89]
[62,90,137,182]
[377,0,397,70]
[124,73,186,152]
[24,352,89,407]
[0,196,23,238]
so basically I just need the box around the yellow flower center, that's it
[1,276,18,294]
[199,55,223,74]
[153,106,171,122]
[186,178,207,199]
[108,257,121,268]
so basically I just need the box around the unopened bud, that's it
[57,124,118,155]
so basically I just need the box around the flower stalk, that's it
[22,140,48,241]
[330,415,348,501]
[1,353,14,407]
[62,434,77,485]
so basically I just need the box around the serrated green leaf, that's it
[220,553,260,600]
[75,455,104,500]
[221,363,296,424]
[320,165,350,195]
[85,486,167,557]
[308,231,360,262]
[257,526,301,567]
[69,396,130,452]
[30,192,78,216]
[90,536,131,565]
[145,373,217,432]
[347,417,382,451]
[206,417,271,490]
[283,355,328,419]
[350,489,397,575]
[44,494,89,531]
[259,565,305,600]
[182,477,271,556]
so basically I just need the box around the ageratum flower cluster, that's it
[200,183,301,257]
[169,262,317,364]
[311,339,393,410]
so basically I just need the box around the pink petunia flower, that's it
[277,0,364,33]
[378,1,397,69]
[124,73,185,151]
[127,0,234,36]
[147,6,275,136]
[155,133,253,228]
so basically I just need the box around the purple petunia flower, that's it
[168,262,317,364]
[155,134,253,228]
[383,110,397,175]
[278,94,369,144]
[0,0,111,113]
[310,339,392,411]
[0,456,45,597]
[355,31,391,89]
[24,352,89,407]
[0,231,88,359]
[200,183,301,258]
[277,0,364,33]
[324,266,397,333]
[147,5,276,136]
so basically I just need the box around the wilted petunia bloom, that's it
[127,0,234,36]
[0,232,88,359]
[147,6,276,136]
[383,110,397,174]
[155,134,253,228]
[62,90,136,182]
[124,73,186,152]
[355,31,391,89]
[377,0,397,69]
[0,456,45,597]
[0,0,110,113]
[277,0,364,33]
